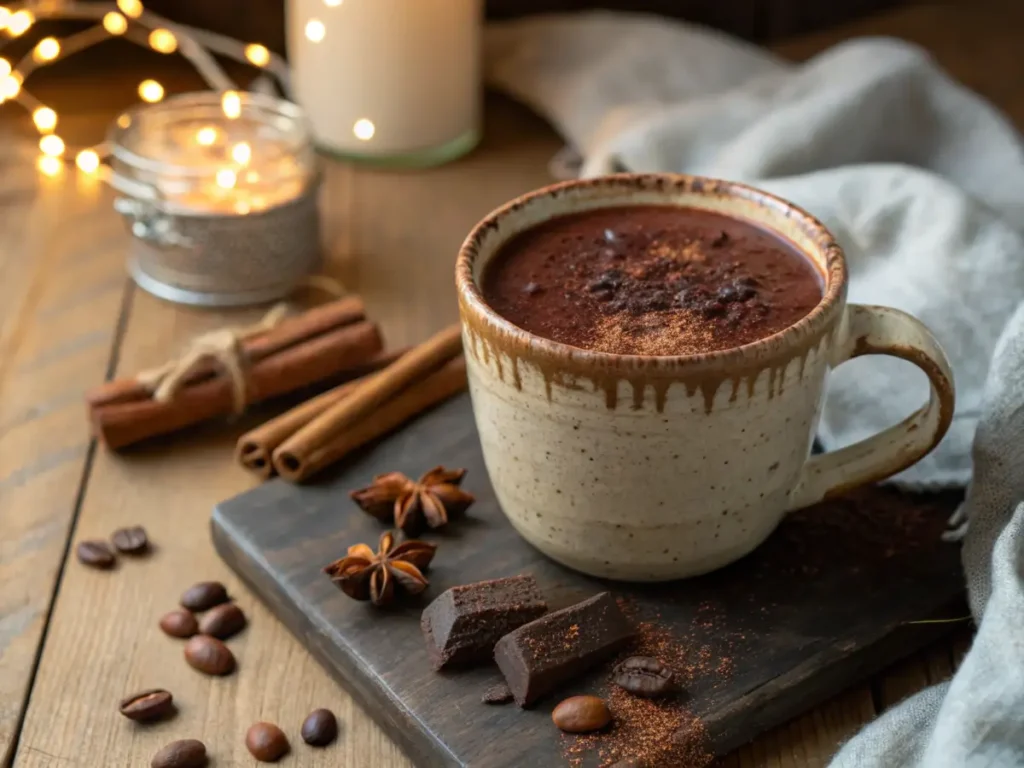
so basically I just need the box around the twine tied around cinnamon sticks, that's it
[136,303,290,413]
[87,296,387,451]
[131,275,352,413]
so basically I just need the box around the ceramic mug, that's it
[455,174,954,581]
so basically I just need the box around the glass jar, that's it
[108,91,321,307]
[287,0,482,167]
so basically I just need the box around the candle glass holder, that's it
[287,0,482,167]
[108,91,322,307]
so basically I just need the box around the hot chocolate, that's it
[481,205,823,356]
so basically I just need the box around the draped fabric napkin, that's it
[483,13,1024,765]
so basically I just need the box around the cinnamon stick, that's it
[277,323,462,463]
[87,296,367,409]
[274,355,468,483]
[92,320,384,450]
[235,348,407,478]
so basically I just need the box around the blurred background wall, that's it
[142,0,915,54]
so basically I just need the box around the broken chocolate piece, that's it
[482,683,514,705]
[421,575,547,670]
[493,592,633,707]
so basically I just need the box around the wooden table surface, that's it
[1,1,1018,765]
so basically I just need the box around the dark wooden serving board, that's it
[212,393,965,768]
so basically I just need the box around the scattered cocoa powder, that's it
[558,486,962,765]
[560,601,728,767]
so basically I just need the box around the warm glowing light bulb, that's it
[221,90,241,119]
[32,106,56,132]
[8,9,33,36]
[216,169,237,189]
[138,79,164,103]
[244,170,260,183]
[148,28,176,54]
[324,0,342,6]
[305,19,325,42]
[102,11,127,34]
[230,142,252,165]
[37,155,61,177]
[0,74,20,99]
[33,37,60,62]
[0,7,10,30]
[244,43,270,67]
[116,0,142,19]
[353,118,375,141]
[76,149,100,174]
[0,58,10,78]
[196,126,218,146]
[39,134,65,157]
[116,113,131,129]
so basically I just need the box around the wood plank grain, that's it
[14,96,560,768]
[723,687,876,767]
[0,135,128,765]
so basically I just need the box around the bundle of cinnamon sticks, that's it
[236,323,467,482]
[87,297,389,450]
[87,297,467,482]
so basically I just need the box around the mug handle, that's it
[786,304,955,510]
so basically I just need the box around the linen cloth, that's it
[483,14,1024,765]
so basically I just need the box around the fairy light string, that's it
[0,0,298,177]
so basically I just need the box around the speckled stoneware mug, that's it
[455,174,955,581]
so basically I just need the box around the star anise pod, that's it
[350,466,475,534]
[323,530,436,607]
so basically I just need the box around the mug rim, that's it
[456,173,847,373]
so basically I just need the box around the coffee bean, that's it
[159,609,198,639]
[77,540,115,569]
[551,695,612,733]
[151,739,206,768]
[119,688,174,722]
[180,581,229,612]
[111,525,149,554]
[481,684,513,705]
[197,602,246,640]
[612,656,675,698]
[245,722,289,762]
[183,635,235,676]
[300,708,338,746]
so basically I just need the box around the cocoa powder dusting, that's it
[481,206,822,356]
[560,600,731,767]
[557,488,962,766]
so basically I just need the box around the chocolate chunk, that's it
[493,592,634,707]
[588,269,623,293]
[482,683,514,705]
[421,575,547,670]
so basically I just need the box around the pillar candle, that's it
[287,0,482,166]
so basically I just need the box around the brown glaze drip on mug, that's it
[458,310,835,414]
[481,206,823,357]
